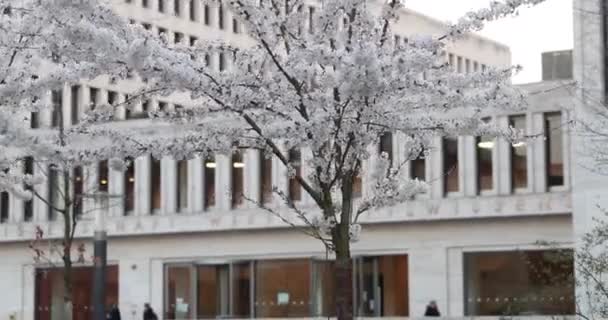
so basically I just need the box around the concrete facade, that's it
[0,1,579,320]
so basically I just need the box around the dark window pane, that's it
[35,266,119,320]
[464,250,575,316]
[288,149,301,202]
[545,112,564,187]
[443,137,459,194]
[48,167,58,221]
[71,85,80,125]
[89,87,98,110]
[31,112,39,129]
[313,261,335,317]
[24,157,34,222]
[124,160,135,214]
[174,0,180,16]
[204,157,216,209]
[510,115,528,190]
[151,158,161,212]
[218,2,224,29]
[411,150,426,182]
[379,132,393,164]
[259,152,273,205]
[232,262,252,318]
[73,166,83,218]
[166,266,193,319]
[189,0,196,21]
[1,192,9,223]
[197,265,230,318]
[476,136,494,192]
[232,153,244,208]
[98,160,109,192]
[255,259,311,317]
[177,160,188,212]
[204,5,210,25]
[51,90,62,128]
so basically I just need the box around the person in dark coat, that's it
[143,303,158,320]
[424,300,440,317]
[107,304,121,320]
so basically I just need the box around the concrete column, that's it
[463,135,477,197]
[136,156,151,216]
[244,149,260,209]
[32,165,48,223]
[532,112,546,193]
[61,83,70,128]
[447,248,465,317]
[118,259,151,320]
[430,137,443,199]
[109,159,125,218]
[163,158,178,214]
[572,0,608,317]
[190,157,204,212]
[497,116,512,195]
[408,246,448,317]
[216,154,231,210]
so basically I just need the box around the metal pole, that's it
[92,229,107,320]
[92,205,107,320]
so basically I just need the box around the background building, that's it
[0,1,577,319]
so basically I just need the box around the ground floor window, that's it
[164,254,409,318]
[464,249,574,316]
[35,266,119,320]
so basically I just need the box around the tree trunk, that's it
[334,225,354,320]
[63,253,73,320]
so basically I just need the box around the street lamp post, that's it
[92,200,107,320]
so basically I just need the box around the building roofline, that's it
[400,7,511,52]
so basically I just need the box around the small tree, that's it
[0,0,547,319]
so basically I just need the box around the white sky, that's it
[405,0,573,84]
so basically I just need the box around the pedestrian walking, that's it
[424,300,440,317]
[143,303,158,320]
[107,303,121,320]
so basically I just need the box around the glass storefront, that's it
[164,255,409,319]
[464,249,575,316]
[35,266,119,320]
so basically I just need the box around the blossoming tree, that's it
[0,0,545,318]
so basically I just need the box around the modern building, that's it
[0,1,578,320]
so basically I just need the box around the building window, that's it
[51,90,62,128]
[448,53,454,69]
[510,115,528,190]
[35,266,119,320]
[288,149,301,202]
[473,61,479,72]
[189,0,196,21]
[158,0,164,12]
[72,166,83,218]
[353,166,362,198]
[151,158,161,212]
[203,5,210,25]
[71,85,80,125]
[177,160,188,212]
[255,259,311,317]
[219,52,226,71]
[142,23,152,31]
[98,160,109,192]
[379,132,393,165]
[204,157,216,209]
[189,36,198,47]
[165,255,407,319]
[476,133,494,192]
[141,100,150,117]
[232,18,239,33]
[158,101,167,112]
[464,250,575,316]
[48,167,58,221]
[107,91,117,106]
[231,153,244,208]
[0,192,9,223]
[174,32,184,44]
[218,2,224,29]
[411,150,426,181]
[31,112,39,129]
[354,255,409,317]
[259,152,273,205]
[158,27,167,38]
[443,137,459,194]
[308,6,315,33]
[545,112,564,187]
[465,59,471,73]
[89,87,98,110]
[124,160,135,215]
[174,0,180,16]
[142,0,148,8]
[24,156,34,222]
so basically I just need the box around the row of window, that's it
[447,52,488,73]
[6,112,565,223]
[379,112,566,196]
[125,0,242,34]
